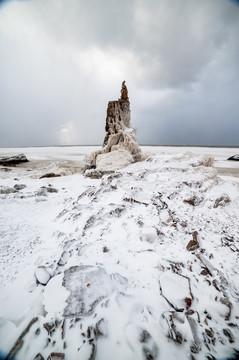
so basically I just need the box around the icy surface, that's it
[35,267,52,285]
[62,266,114,317]
[0,146,239,360]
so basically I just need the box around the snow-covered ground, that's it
[0,146,239,360]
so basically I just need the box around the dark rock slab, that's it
[39,173,61,179]
[47,353,64,360]
[0,154,28,165]
[227,154,239,161]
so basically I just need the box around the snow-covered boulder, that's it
[96,147,134,172]
[0,153,28,165]
[35,266,52,285]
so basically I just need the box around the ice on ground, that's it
[0,147,239,360]
[62,266,114,317]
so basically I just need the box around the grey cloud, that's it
[0,0,238,147]
[130,0,239,88]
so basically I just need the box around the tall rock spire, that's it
[85,82,142,175]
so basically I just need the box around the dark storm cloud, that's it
[0,0,238,146]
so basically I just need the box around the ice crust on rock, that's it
[62,265,114,317]
[96,147,134,172]
[86,82,142,172]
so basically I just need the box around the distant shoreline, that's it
[0,144,238,149]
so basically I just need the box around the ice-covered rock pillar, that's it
[85,82,142,173]
[103,98,131,146]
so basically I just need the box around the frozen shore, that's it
[0,145,238,179]
[0,146,239,360]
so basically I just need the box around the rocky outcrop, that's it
[39,173,61,179]
[85,82,142,173]
[227,154,239,161]
[0,154,28,165]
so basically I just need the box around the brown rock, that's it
[186,231,200,251]
[184,196,203,206]
[39,173,61,179]
[103,246,109,253]
[185,297,192,308]
[47,353,65,360]
[120,80,129,100]
[213,195,231,208]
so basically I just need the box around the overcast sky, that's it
[0,0,238,147]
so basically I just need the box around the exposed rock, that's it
[33,354,44,360]
[221,236,239,252]
[125,325,159,360]
[85,81,142,172]
[35,186,58,196]
[227,154,239,161]
[46,186,58,193]
[84,169,111,179]
[102,246,109,253]
[186,231,200,251]
[40,173,61,179]
[0,153,28,165]
[120,80,128,100]
[213,195,231,208]
[184,196,203,206]
[14,184,27,191]
[223,328,235,343]
[47,353,64,360]
[43,321,55,335]
[163,311,183,344]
